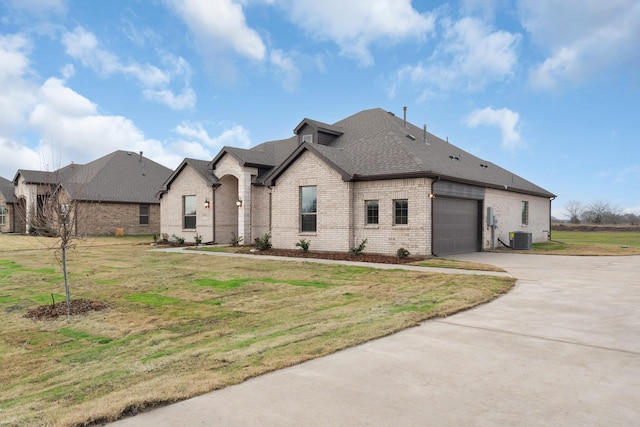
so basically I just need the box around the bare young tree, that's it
[15,169,86,318]
[33,186,79,317]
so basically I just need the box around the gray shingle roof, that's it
[64,151,173,203]
[265,108,555,198]
[14,151,172,204]
[204,108,554,198]
[0,176,18,204]
[159,158,218,197]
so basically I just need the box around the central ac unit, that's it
[510,231,532,250]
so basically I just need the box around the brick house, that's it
[12,151,172,236]
[0,176,23,233]
[159,108,555,256]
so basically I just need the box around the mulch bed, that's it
[251,249,420,265]
[24,300,109,320]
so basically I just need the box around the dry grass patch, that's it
[0,235,514,426]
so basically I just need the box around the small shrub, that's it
[229,232,243,246]
[171,234,185,245]
[255,233,272,251]
[194,233,203,245]
[397,247,410,258]
[350,238,368,256]
[161,233,169,243]
[295,239,311,252]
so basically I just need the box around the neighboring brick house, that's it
[160,108,555,256]
[12,151,172,236]
[0,176,23,233]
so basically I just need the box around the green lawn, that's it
[0,235,514,427]
[531,230,640,254]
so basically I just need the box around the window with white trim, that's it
[521,201,529,225]
[366,200,379,225]
[394,199,408,225]
[300,186,317,232]
[183,196,196,229]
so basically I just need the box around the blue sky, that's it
[1,0,639,218]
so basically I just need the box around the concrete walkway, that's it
[109,252,640,426]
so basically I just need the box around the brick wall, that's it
[352,177,432,256]
[483,189,551,248]
[270,151,433,256]
[215,175,239,244]
[271,150,352,252]
[79,201,161,235]
[251,186,271,241]
[160,165,214,243]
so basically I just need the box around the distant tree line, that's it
[563,200,639,225]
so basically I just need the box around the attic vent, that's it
[406,134,416,140]
[387,111,396,116]
[449,155,460,161]
[480,163,489,169]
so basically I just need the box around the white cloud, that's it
[0,34,188,177]
[270,49,300,92]
[464,107,523,150]
[29,78,152,160]
[0,34,38,137]
[175,121,252,149]
[61,26,195,110]
[392,16,519,96]
[167,0,266,61]
[520,0,640,90]
[274,0,434,66]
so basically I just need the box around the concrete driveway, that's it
[108,253,640,426]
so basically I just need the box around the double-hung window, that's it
[366,200,379,225]
[139,204,149,225]
[394,199,408,225]
[300,186,317,232]
[521,201,529,225]
[0,206,6,225]
[183,196,196,229]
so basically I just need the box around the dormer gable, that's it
[294,118,343,146]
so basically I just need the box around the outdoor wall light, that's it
[429,193,436,199]
[204,199,210,209]
[236,200,243,207]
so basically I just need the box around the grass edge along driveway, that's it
[0,235,513,427]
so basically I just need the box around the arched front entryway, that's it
[215,175,240,244]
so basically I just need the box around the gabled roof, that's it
[294,118,344,136]
[63,151,173,203]
[0,176,18,204]
[265,108,555,198]
[158,158,218,198]
[14,151,172,204]
[205,107,554,198]
[209,137,298,182]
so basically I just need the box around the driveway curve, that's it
[108,253,640,426]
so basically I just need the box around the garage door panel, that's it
[433,198,480,256]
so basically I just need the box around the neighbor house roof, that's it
[15,151,173,204]
[0,176,18,204]
[63,151,173,203]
